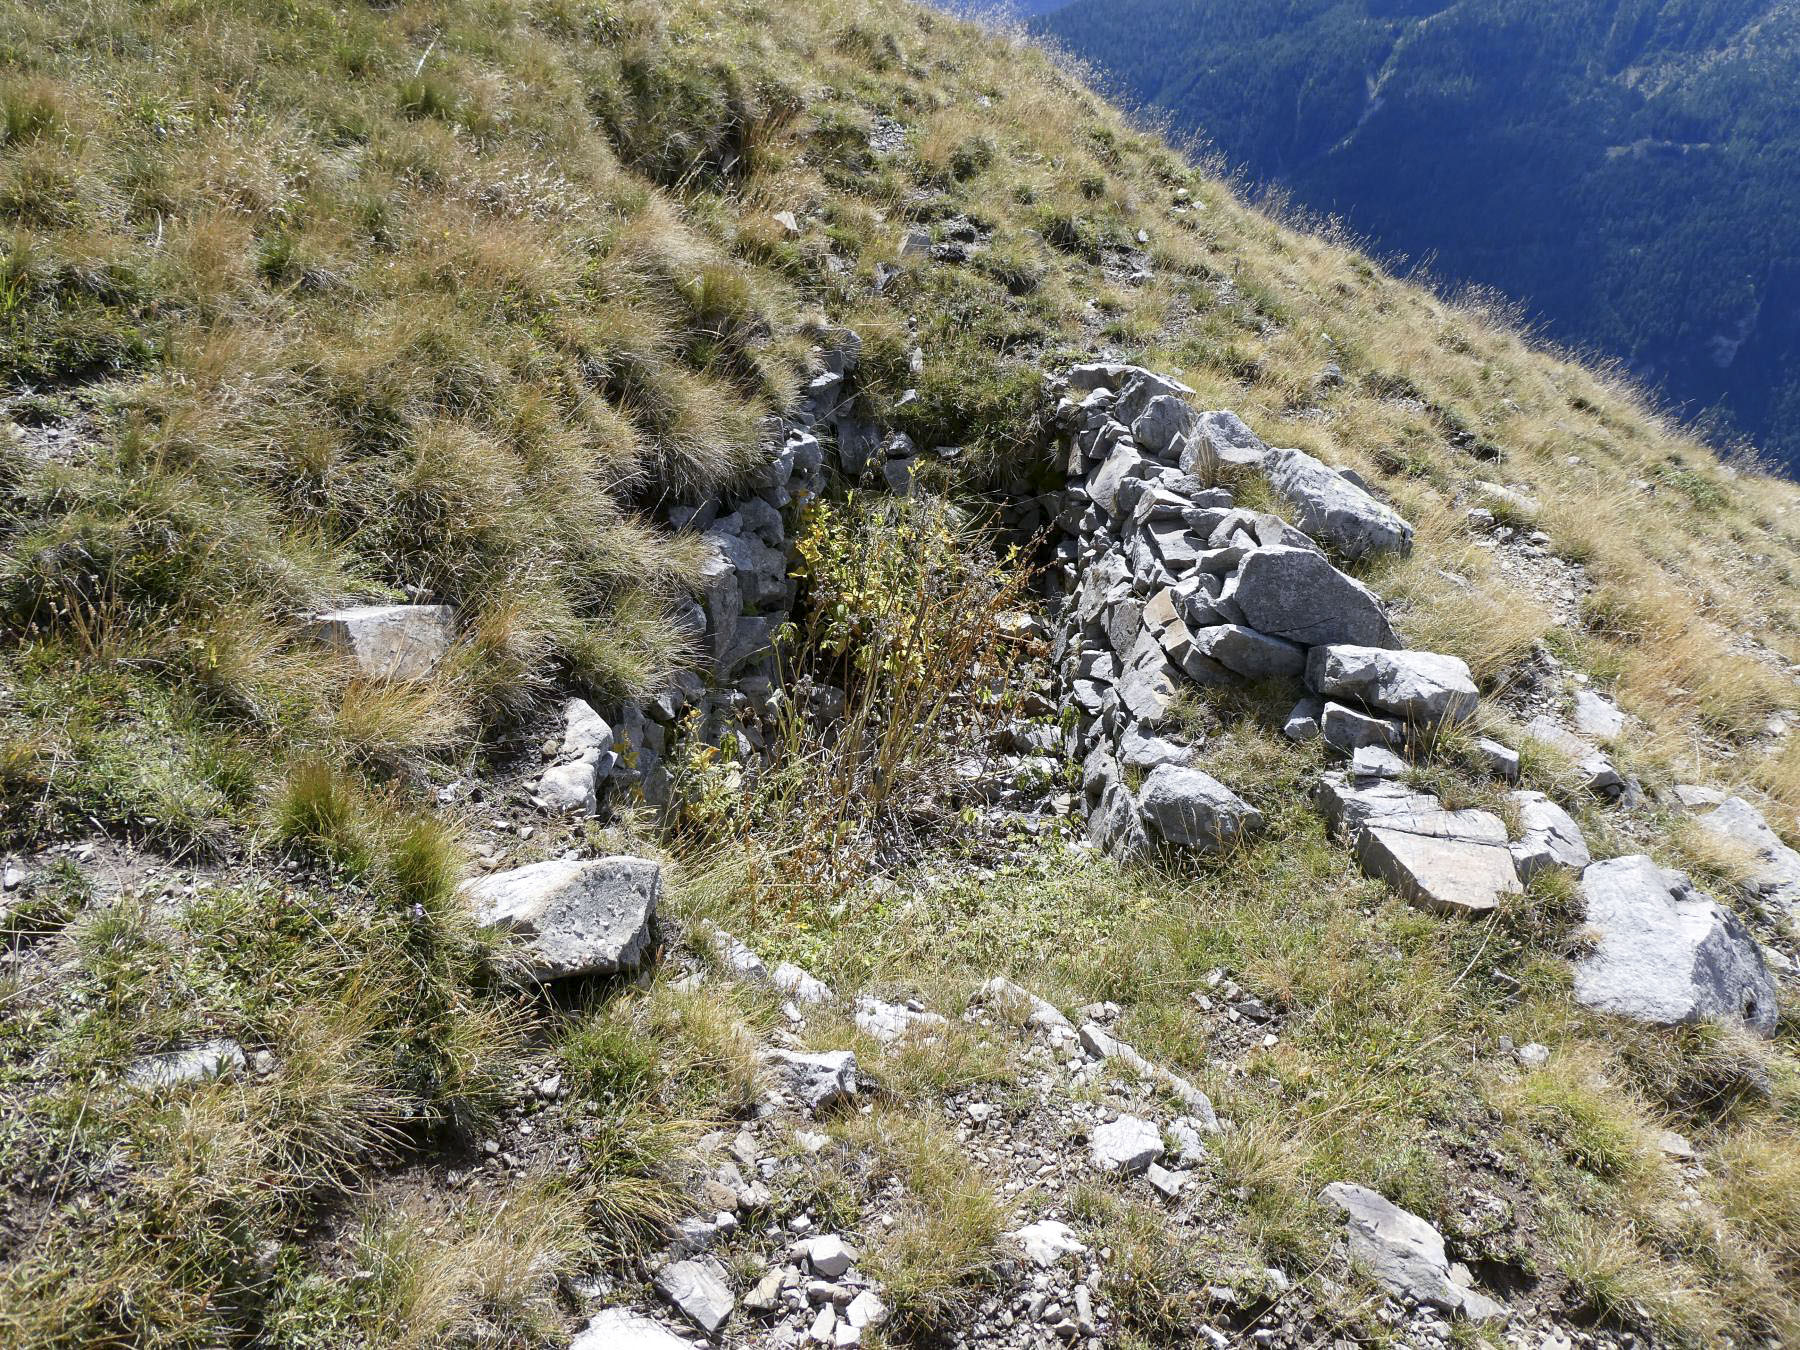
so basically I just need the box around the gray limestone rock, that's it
[571,1309,691,1350]
[1137,765,1264,853]
[1676,793,1800,917]
[305,604,455,680]
[124,1038,247,1092]
[1193,624,1307,679]
[1090,1114,1164,1174]
[537,756,598,815]
[1573,856,1777,1037]
[654,1257,734,1334]
[1320,702,1404,754]
[1190,410,1270,471]
[1283,696,1325,744]
[1263,448,1414,560]
[1229,547,1400,649]
[1508,791,1591,880]
[1356,818,1521,918]
[1306,646,1479,729]
[463,857,659,980]
[767,1049,860,1110]
[1320,1183,1501,1319]
[1573,688,1626,739]
[1525,717,1623,796]
[1008,1218,1088,1268]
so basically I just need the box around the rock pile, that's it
[1042,363,1496,862]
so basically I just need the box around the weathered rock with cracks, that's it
[654,1257,734,1334]
[767,1049,860,1110]
[463,857,659,981]
[1508,791,1591,879]
[1262,448,1414,560]
[1089,1114,1164,1174]
[1320,1183,1503,1320]
[1227,547,1401,649]
[1354,810,1521,917]
[1137,764,1264,853]
[1306,646,1479,729]
[571,1308,691,1350]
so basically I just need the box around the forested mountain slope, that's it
[1036,0,1800,468]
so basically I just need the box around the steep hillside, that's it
[1035,0,1800,468]
[1,1,1798,1347]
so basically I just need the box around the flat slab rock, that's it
[463,856,659,981]
[1320,1183,1504,1320]
[573,1307,692,1349]
[654,1256,734,1333]
[1306,645,1478,729]
[1573,855,1777,1037]
[1355,812,1521,917]
[304,604,454,680]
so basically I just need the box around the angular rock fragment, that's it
[1572,688,1626,739]
[1356,819,1520,917]
[773,961,834,1005]
[1320,702,1403,754]
[1193,624,1306,679]
[1190,410,1269,471]
[1263,448,1414,560]
[853,995,947,1044]
[1508,791,1590,880]
[1008,1219,1088,1268]
[1229,547,1400,649]
[1320,1183,1502,1319]
[1306,646,1479,729]
[1675,792,1800,917]
[464,857,659,981]
[1525,717,1623,796]
[654,1256,734,1334]
[305,604,455,680]
[1090,1114,1164,1174]
[1573,856,1777,1037]
[767,1049,860,1110]
[1137,765,1263,853]
[1283,696,1324,743]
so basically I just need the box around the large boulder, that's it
[1227,547,1400,650]
[1263,448,1414,560]
[305,604,455,680]
[1572,856,1777,1037]
[463,857,660,981]
[1320,1183,1504,1320]
[1306,646,1479,729]
[1138,765,1264,853]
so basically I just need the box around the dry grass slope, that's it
[1,0,1798,1346]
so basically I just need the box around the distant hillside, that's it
[1037,0,1800,469]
